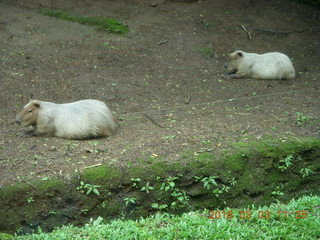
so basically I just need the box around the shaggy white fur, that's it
[224,50,295,80]
[16,99,115,139]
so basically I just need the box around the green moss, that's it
[37,9,128,34]
[223,155,245,171]
[35,179,65,193]
[0,182,32,200]
[81,165,122,187]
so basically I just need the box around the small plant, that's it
[196,47,215,59]
[278,155,294,171]
[131,178,142,188]
[229,177,237,186]
[140,182,154,194]
[160,176,179,192]
[81,208,89,215]
[300,167,314,178]
[212,188,223,197]
[123,197,136,206]
[272,190,285,197]
[88,140,99,147]
[151,203,168,210]
[221,184,231,193]
[295,112,312,126]
[27,196,34,204]
[101,201,108,208]
[200,176,218,190]
[87,140,101,154]
[157,176,189,210]
[170,190,189,210]
[77,181,101,196]
[86,216,104,227]
[66,141,78,152]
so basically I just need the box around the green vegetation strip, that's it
[37,9,128,34]
[14,195,320,239]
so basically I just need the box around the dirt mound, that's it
[0,0,319,187]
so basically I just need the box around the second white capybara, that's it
[224,50,295,80]
[16,99,115,139]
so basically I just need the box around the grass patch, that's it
[195,47,215,59]
[37,9,128,34]
[14,195,320,239]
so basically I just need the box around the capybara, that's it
[224,50,295,80]
[16,99,115,139]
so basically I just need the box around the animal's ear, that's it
[33,102,40,108]
[237,52,243,57]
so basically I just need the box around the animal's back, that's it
[53,100,115,139]
[251,52,295,79]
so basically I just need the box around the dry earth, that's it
[0,0,319,187]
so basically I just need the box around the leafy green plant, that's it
[160,176,179,192]
[295,112,312,126]
[300,167,314,178]
[131,178,141,188]
[212,188,223,197]
[271,190,285,197]
[200,176,218,190]
[229,177,237,186]
[278,155,294,171]
[151,203,168,210]
[157,176,190,210]
[81,208,89,215]
[26,196,34,204]
[123,197,136,206]
[37,9,128,34]
[170,190,189,210]
[77,181,101,195]
[140,182,154,194]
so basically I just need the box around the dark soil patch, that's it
[0,0,319,187]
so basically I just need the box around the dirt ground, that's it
[0,0,319,187]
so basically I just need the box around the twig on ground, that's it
[143,113,165,128]
[241,24,252,40]
[157,39,168,45]
[185,94,191,104]
[82,163,103,169]
[254,29,300,35]
[22,180,38,189]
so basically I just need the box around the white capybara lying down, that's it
[16,99,115,139]
[224,50,295,80]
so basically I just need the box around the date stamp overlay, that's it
[207,210,318,220]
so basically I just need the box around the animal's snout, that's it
[15,116,21,125]
[223,63,228,69]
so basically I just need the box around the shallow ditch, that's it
[0,137,319,235]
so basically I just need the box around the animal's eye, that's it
[28,109,33,113]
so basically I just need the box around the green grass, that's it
[15,195,320,239]
[37,9,128,34]
[195,47,215,59]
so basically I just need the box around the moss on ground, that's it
[37,9,128,34]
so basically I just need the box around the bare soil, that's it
[0,0,319,187]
